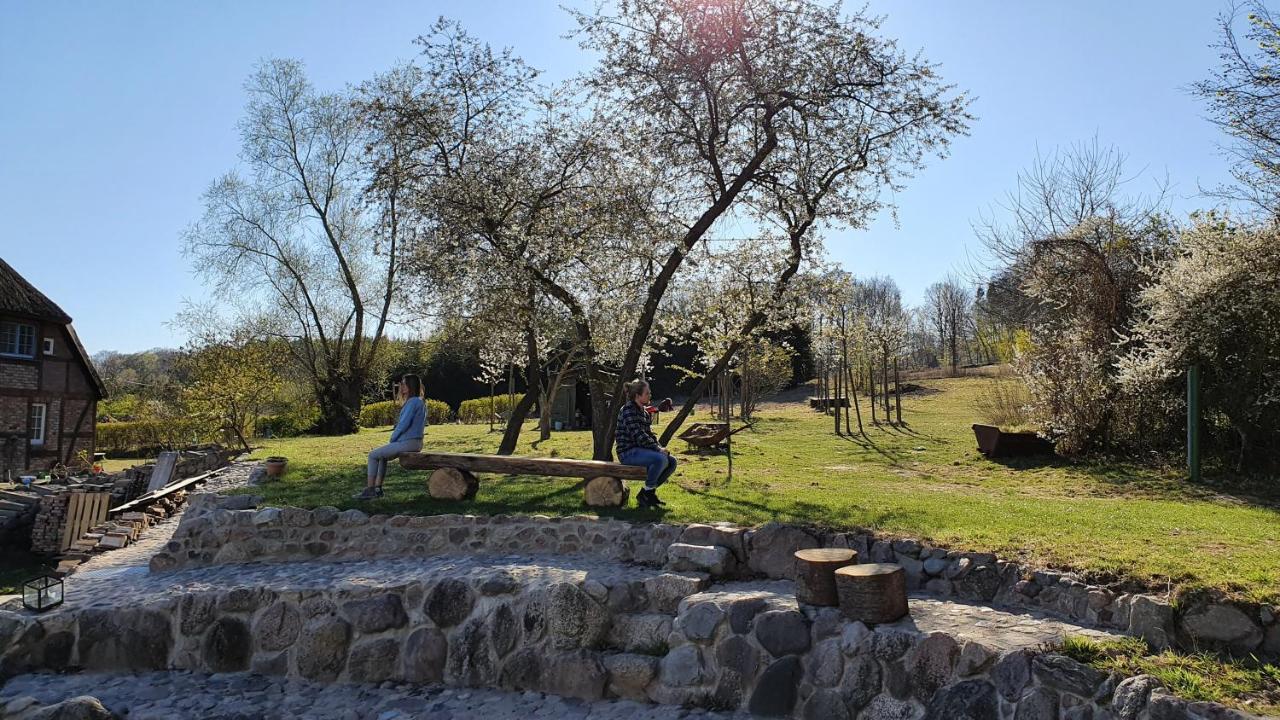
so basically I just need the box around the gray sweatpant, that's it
[367,439,423,481]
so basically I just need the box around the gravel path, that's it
[0,670,748,719]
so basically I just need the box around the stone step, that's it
[0,552,1246,720]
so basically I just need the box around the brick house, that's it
[0,257,106,475]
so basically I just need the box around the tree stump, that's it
[794,548,858,606]
[583,476,629,508]
[835,563,908,624]
[427,468,479,501]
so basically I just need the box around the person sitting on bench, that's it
[616,379,676,509]
[354,374,426,500]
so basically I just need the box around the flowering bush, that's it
[1119,217,1280,471]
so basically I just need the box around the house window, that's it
[0,321,36,358]
[43,338,55,355]
[30,404,46,446]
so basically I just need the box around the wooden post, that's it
[835,563,908,624]
[794,548,858,606]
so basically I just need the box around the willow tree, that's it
[185,60,405,434]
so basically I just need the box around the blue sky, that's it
[1,1,1236,354]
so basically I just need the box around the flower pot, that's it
[264,456,288,478]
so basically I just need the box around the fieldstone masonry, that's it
[152,496,1280,663]
[0,495,1270,719]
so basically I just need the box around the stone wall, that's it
[0,554,1257,719]
[154,499,1280,664]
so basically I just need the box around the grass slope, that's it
[242,376,1280,603]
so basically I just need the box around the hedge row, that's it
[97,419,221,454]
[359,399,451,428]
[457,394,525,425]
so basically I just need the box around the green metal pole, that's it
[1187,364,1201,482]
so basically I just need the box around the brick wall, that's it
[0,362,37,390]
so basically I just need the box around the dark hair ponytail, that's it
[624,379,650,402]
[402,374,423,399]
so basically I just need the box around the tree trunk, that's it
[882,354,891,417]
[539,391,552,441]
[834,358,842,435]
[847,363,864,435]
[869,363,877,424]
[588,363,616,460]
[315,379,361,435]
[497,392,537,455]
[894,358,902,425]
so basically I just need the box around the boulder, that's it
[992,649,1033,702]
[1180,603,1264,653]
[659,644,704,687]
[401,627,447,683]
[606,613,672,654]
[604,652,658,701]
[546,583,611,649]
[747,523,819,578]
[1032,653,1106,698]
[747,656,802,717]
[677,600,725,642]
[76,608,172,671]
[255,601,302,652]
[802,689,849,720]
[1112,674,1160,720]
[342,594,408,634]
[1127,596,1172,648]
[666,543,734,576]
[295,616,351,682]
[909,632,959,701]
[1015,686,1059,720]
[859,694,919,720]
[923,679,998,720]
[715,634,760,678]
[754,610,811,656]
[424,578,475,628]
[643,573,709,614]
[346,638,400,683]
[841,654,882,711]
[202,617,252,673]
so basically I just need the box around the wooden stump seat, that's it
[835,563,909,624]
[399,451,646,508]
[793,548,858,606]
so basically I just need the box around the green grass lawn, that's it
[242,376,1280,604]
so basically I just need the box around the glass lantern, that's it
[22,575,64,612]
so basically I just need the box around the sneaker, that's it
[351,487,379,500]
[635,489,655,509]
[636,488,665,509]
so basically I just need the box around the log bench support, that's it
[399,452,647,508]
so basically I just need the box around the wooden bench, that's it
[398,452,647,507]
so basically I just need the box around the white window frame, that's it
[43,337,55,355]
[0,321,36,358]
[30,403,46,446]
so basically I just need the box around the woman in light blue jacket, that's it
[354,374,426,500]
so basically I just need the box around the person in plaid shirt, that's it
[616,379,677,508]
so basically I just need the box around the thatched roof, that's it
[0,256,107,398]
[0,256,72,323]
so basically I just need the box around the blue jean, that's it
[620,448,677,490]
[368,439,422,482]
